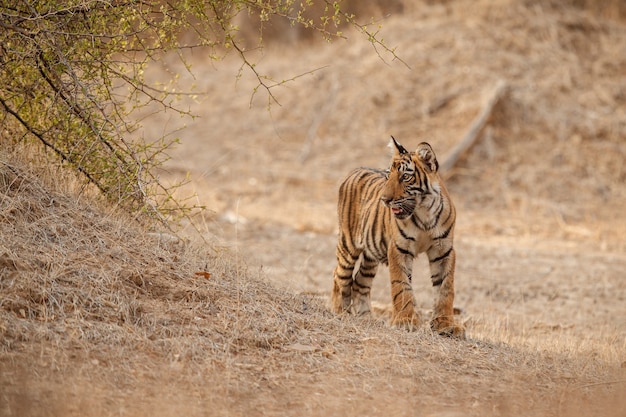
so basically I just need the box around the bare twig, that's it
[0,95,107,195]
[577,379,626,389]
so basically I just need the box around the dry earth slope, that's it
[0,150,624,416]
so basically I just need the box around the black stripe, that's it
[439,204,453,228]
[391,279,412,290]
[427,200,445,229]
[422,171,430,193]
[429,247,453,264]
[353,279,371,289]
[400,298,413,313]
[395,244,413,257]
[432,270,450,287]
[433,226,451,240]
[339,234,354,258]
[335,261,353,274]
[335,270,353,280]
[379,232,388,259]
[370,201,385,257]
[392,288,411,304]
[335,274,352,282]
[360,255,378,266]
[413,199,445,231]
[364,222,377,260]
[336,249,356,268]
[358,270,377,279]
[427,195,437,210]
[404,267,413,279]
[362,252,376,263]
[431,276,443,286]
[398,225,415,241]
[410,214,426,231]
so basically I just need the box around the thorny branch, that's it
[0,0,404,230]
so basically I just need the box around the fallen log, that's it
[440,80,507,175]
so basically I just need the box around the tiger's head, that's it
[381,136,441,220]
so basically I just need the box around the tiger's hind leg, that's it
[350,254,378,315]
[331,237,361,314]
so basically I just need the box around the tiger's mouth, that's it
[390,206,411,219]
[382,197,415,219]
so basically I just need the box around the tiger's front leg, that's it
[388,245,420,330]
[427,245,465,338]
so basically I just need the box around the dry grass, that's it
[1,147,624,416]
[2,0,626,416]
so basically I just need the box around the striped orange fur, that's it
[330,137,464,337]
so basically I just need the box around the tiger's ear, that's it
[388,135,409,156]
[416,142,439,173]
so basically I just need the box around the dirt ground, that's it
[1,0,626,416]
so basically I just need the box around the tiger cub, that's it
[330,136,464,338]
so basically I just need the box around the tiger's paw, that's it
[350,293,372,316]
[391,313,421,332]
[430,318,466,339]
[330,299,351,315]
[330,287,351,314]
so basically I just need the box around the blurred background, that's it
[139,0,625,303]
